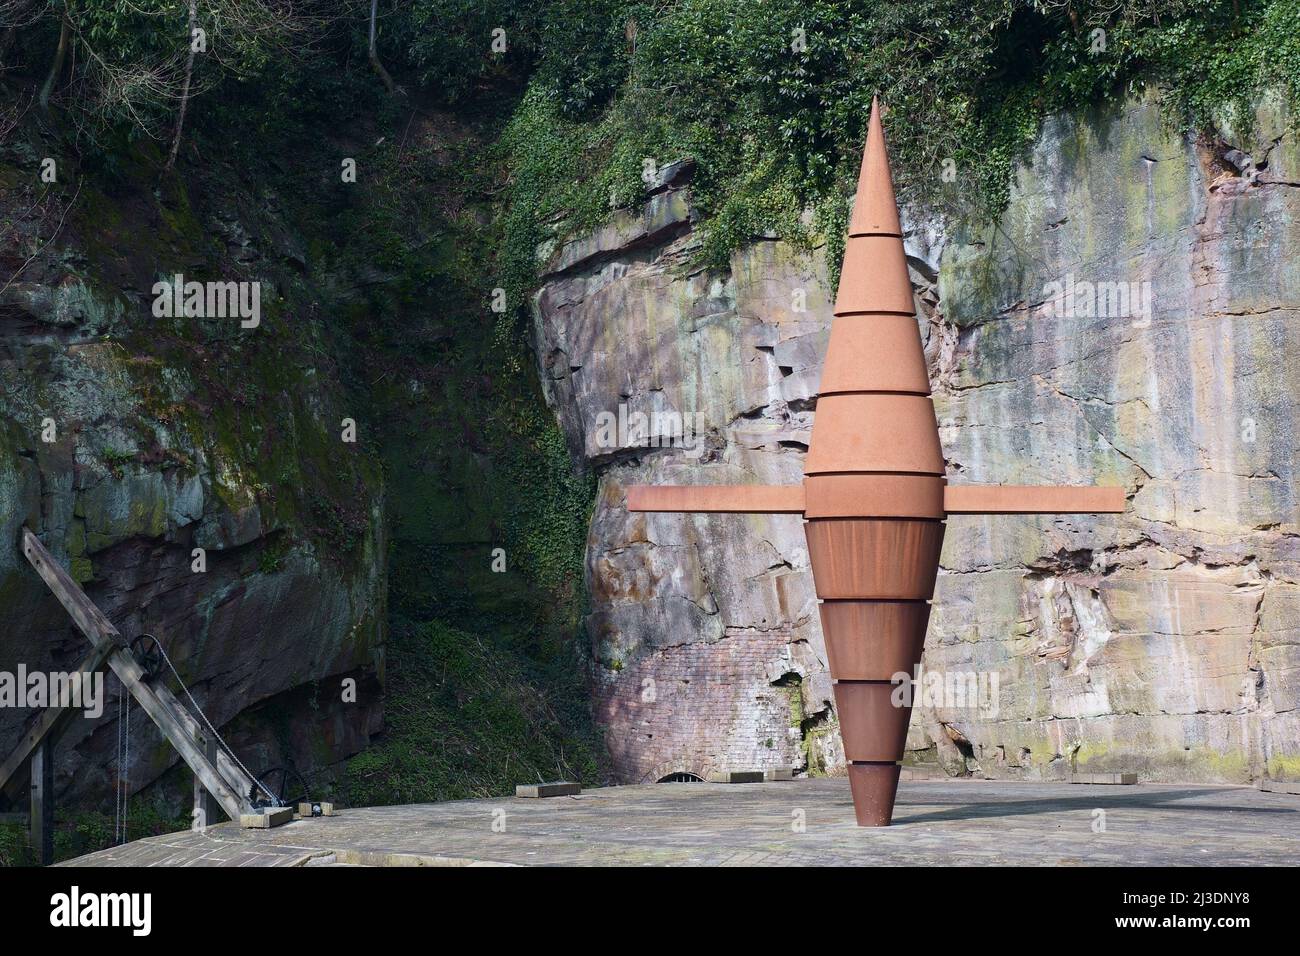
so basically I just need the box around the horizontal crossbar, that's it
[626,482,1125,517]
[626,485,806,514]
[943,485,1126,515]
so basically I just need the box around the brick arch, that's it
[641,759,708,784]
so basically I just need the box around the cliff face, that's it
[533,91,1300,784]
[0,138,386,808]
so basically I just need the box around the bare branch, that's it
[368,0,398,94]
[165,0,198,170]
[37,9,68,109]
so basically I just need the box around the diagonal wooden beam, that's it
[944,485,1126,515]
[626,485,805,514]
[21,530,126,654]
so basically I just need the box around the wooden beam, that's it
[944,485,1126,515]
[152,678,262,806]
[193,734,222,830]
[30,739,53,866]
[626,485,805,514]
[19,528,254,822]
[22,529,125,652]
[0,639,114,800]
[106,647,251,821]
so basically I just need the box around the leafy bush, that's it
[498,0,1300,291]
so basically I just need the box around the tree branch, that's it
[367,0,396,94]
[165,0,198,171]
[38,11,69,110]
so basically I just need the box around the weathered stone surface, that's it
[926,89,1299,785]
[1070,773,1138,785]
[535,211,838,783]
[63,779,1300,867]
[705,770,764,784]
[532,90,1300,786]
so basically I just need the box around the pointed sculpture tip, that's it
[865,96,884,156]
[847,94,901,238]
[869,94,884,129]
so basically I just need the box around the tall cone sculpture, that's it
[626,98,1125,826]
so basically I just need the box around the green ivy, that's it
[499,0,1300,293]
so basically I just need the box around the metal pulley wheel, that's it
[130,634,166,682]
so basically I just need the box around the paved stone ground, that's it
[62,779,1300,866]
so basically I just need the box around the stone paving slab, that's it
[61,779,1300,867]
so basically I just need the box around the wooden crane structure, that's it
[0,528,286,863]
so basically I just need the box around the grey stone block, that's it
[297,801,337,817]
[1070,772,1138,785]
[764,768,793,781]
[900,768,942,781]
[240,806,294,828]
[1259,780,1300,795]
[515,781,581,798]
[707,771,764,784]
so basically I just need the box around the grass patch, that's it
[343,619,605,806]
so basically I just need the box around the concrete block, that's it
[515,782,581,798]
[240,806,294,828]
[1070,772,1137,785]
[764,768,794,781]
[1259,780,1300,795]
[706,771,764,784]
[298,801,337,817]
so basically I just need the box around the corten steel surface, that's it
[833,681,914,762]
[944,485,1126,514]
[804,474,945,519]
[626,96,1125,826]
[818,314,932,394]
[803,394,946,475]
[819,601,930,679]
[625,484,806,514]
[804,518,944,599]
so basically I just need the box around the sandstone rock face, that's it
[0,171,385,810]
[533,91,1300,785]
[535,171,841,782]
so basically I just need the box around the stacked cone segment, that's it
[803,97,943,826]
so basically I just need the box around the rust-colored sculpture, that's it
[627,98,1125,826]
